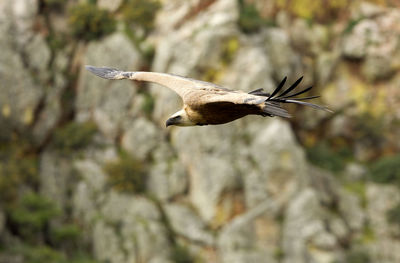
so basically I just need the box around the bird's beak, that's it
[166,118,174,127]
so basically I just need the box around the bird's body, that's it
[86,66,331,127]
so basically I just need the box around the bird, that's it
[86,65,332,127]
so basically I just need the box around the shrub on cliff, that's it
[68,3,116,41]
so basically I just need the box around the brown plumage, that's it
[86,66,332,127]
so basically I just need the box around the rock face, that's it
[1,1,400,263]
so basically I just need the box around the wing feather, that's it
[85,65,226,99]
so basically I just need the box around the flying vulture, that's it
[86,66,331,127]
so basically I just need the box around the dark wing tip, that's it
[85,65,124,80]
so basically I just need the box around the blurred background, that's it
[0,0,400,262]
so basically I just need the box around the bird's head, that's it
[166,109,195,127]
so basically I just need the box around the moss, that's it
[386,203,400,228]
[52,224,81,245]
[104,151,148,193]
[368,154,400,186]
[170,244,195,263]
[68,3,116,41]
[199,67,223,83]
[306,141,352,173]
[274,248,285,261]
[122,0,161,33]
[52,121,97,153]
[238,0,273,33]
[47,33,67,52]
[8,193,60,240]
[15,245,66,263]
[141,93,155,117]
[221,37,239,66]
[7,244,99,263]
[344,182,367,208]
[343,248,371,263]
[0,140,39,203]
[343,18,364,34]
[360,224,375,244]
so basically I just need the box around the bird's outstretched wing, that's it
[85,65,226,99]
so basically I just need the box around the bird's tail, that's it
[249,76,333,116]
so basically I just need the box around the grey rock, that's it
[100,192,160,223]
[39,152,73,210]
[6,0,38,45]
[366,183,400,263]
[147,143,188,201]
[121,117,161,160]
[77,33,142,138]
[282,188,337,263]
[97,193,170,263]
[245,119,308,209]
[72,181,99,226]
[0,24,43,130]
[316,51,340,86]
[344,162,367,182]
[330,217,349,241]
[353,2,386,19]
[171,125,242,222]
[0,0,56,140]
[23,34,51,82]
[290,19,330,56]
[222,45,274,92]
[93,221,126,263]
[97,0,123,12]
[165,203,214,245]
[218,200,279,263]
[74,160,108,193]
[362,50,394,81]
[342,19,380,59]
[265,28,296,79]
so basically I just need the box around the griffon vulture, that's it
[86,66,331,127]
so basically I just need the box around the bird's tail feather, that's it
[262,101,292,118]
[249,76,333,114]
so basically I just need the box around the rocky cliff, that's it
[0,0,400,263]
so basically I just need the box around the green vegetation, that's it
[122,0,162,33]
[0,139,39,203]
[8,193,60,241]
[52,224,81,245]
[104,151,148,193]
[386,203,400,229]
[344,182,367,208]
[368,154,400,186]
[43,0,64,10]
[52,121,97,153]
[170,244,195,263]
[68,3,116,41]
[238,0,272,33]
[221,37,239,65]
[47,33,67,52]
[8,244,99,263]
[15,245,66,263]
[343,248,371,263]
[3,191,97,262]
[141,92,155,117]
[343,18,364,34]
[306,141,352,173]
